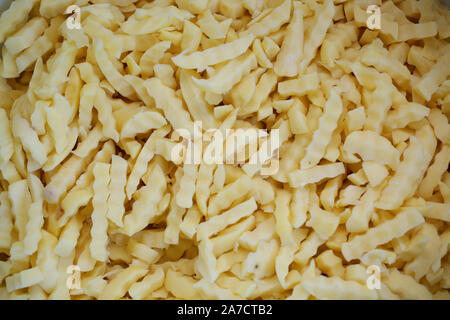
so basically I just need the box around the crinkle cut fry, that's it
[0,0,449,300]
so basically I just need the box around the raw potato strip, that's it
[39,0,79,18]
[43,126,79,172]
[171,34,254,69]
[176,164,198,208]
[243,239,279,279]
[140,41,171,77]
[78,83,98,137]
[0,0,38,43]
[274,189,294,246]
[99,265,148,300]
[287,99,309,134]
[165,168,185,244]
[196,238,218,283]
[192,51,257,94]
[126,126,170,200]
[180,205,202,239]
[44,93,71,155]
[274,4,303,77]
[72,125,103,158]
[36,41,78,99]
[240,0,291,38]
[124,75,154,108]
[54,215,82,257]
[165,269,201,299]
[428,108,450,144]
[94,39,135,99]
[194,279,240,300]
[275,246,296,288]
[320,22,357,69]
[343,131,400,170]
[239,69,278,116]
[288,163,345,188]
[278,73,319,97]
[15,16,63,73]
[432,230,450,272]
[384,269,432,300]
[360,45,410,87]
[211,215,255,256]
[120,111,167,140]
[107,155,128,227]
[179,70,218,130]
[418,145,450,199]
[320,175,343,212]
[123,165,167,236]
[0,108,14,166]
[44,154,90,204]
[301,89,343,169]
[215,275,256,299]
[121,6,192,35]
[208,175,252,216]
[181,20,201,52]
[377,137,427,210]
[298,0,335,72]
[415,52,450,101]
[0,192,13,250]
[0,161,21,185]
[1,46,18,78]
[197,11,231,40]
[398,22,438,42]
[60,189,92,227]
[129,268,164,300]
[83,17,122,59]
[410,202,450,222]
[36,231,58,293]
[5,267,43,293]
[404,223,440,281]
[11,114,47,167]
[364,82,393,133]
[253,38,272,68]
[145,78,194,135]
[302,276,377,300]
[345,187,379,233]
[90,163,111,262]
[195,164,215,215]
[8,180,31,241]
[341,209,425,261]
[22,202,44,255]
[385,103,430,130]
[230,68,264,110]
[290,186,310,228]
[4,17,47,55]
[306,205,340,240]
[197,198,257,240]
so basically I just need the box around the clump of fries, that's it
[0,0,449,300]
